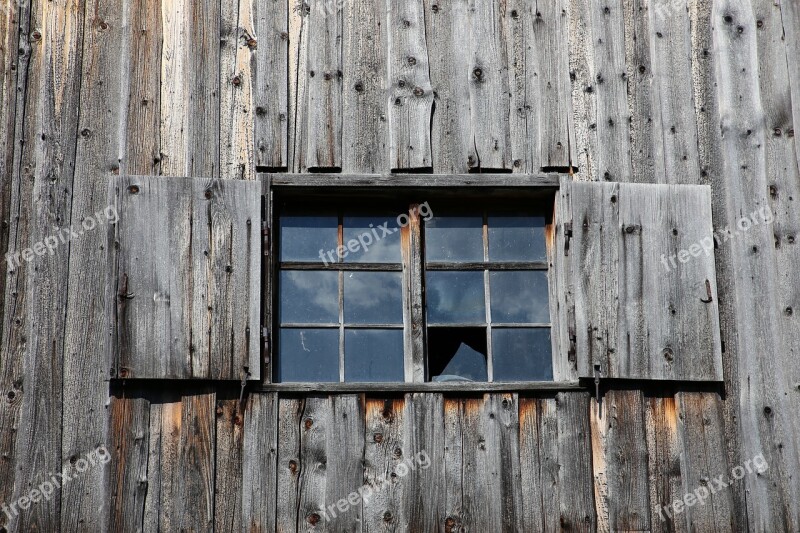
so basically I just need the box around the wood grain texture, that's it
[387,0,433,170]
[401,205,425,382]
[254,0,288,169]
[111,175,261,380]
[342,0,387,173]
[276,397,303,533]
[363,397,406,533]
[241,392,278,532]
[214,391,244,533]
[557,178,723,381]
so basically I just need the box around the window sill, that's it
[251,381,583,393]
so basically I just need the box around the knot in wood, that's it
[413,87,424,97]
[383,511,393,522]
[407,56,417,66]
[662,348,674,362]
[373,433,383,443]
[232,76,242,87]
[128,185,140,194]
[354,81,364,92]
[307,513,320,525]
[472,67,483,81]
[304,418,313,429]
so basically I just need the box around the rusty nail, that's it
[247,38,257,49]
[232,76,241,86]
[374,433,383,443]
[407,56,417,66]
[413,86,424,97]
[204,189,212,199]
[118,367,129,378]
[304,418,313,429]
[307,513,320,525]
[289,460,298,473]
[354,81,364,92]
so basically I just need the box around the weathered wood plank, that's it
[220,0,257,181]
[387,0,433,170]
[159,0,220,177]
[556,391,595,531]
[363,397,405,533]
[534,0,575,170]
[467,0,512,170]
[288,0,310,172]
[214,390,244,533]
[296,396,330,531]
[254,0,288,169]
[266,172,562,188]
[590,389,650,531]
[424,0,473,173]
[305,0,343,170]
[142,393,180,532]
[326,395,366,532]
[111,175,261,380]
[505,0,539,173]
[483,393,524,531]
[401,205,425,382]
[276,397,304,533]
[241,392,278,532]
[342,0,387,173]
[518,397,546,532]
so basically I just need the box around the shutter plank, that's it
[112,176,261,380]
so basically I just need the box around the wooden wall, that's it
[0,0,798,531]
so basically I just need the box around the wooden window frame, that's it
[260,173,579,391]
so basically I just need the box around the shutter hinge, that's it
[262,221,270,256]
[261,327,270,364]
[564,222,573,256]
[593,364,603,406]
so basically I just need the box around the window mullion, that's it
[401,203,426,382]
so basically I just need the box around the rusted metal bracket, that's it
[593,364,602,405]
[262,327,270,365]
[564,222,573,256]
[238,367,251,414]
[262,221,270,256]
[700,279,713,303]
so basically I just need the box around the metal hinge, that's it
[261,327,270,364]
[564,222,573,256]
[262,221,270,256]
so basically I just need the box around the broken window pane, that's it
[489,271,550,323]
[279,270,339,324]
[280,215,338,262]
[275,328,339,382]
[343,215,402,263]
[344,271,403,324]
[492,328,553,381]
[428,327,488,381]
[426,271,486,324]
[344,329,404,382]
[488,214,546,261]
[425,216,483,262]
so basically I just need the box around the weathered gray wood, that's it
[159,0,220,177]
[254,0,289,169]
[457,397,484,530]
[648,0,701,184]
[556,391,595,531]
[518,397,546,532]
[401,205,425,382]
[276,397,304,532]
[220,0,256,181]
[111,175,261,380]
[266,172,562,188]
[387,0,433,170]
[558,178,723,381]
[305,0,342,170]
[483,393,524,531]
[326,395,366,532]
[505,0,539,173]
[400,393,443,531]
[214,391,244,533]
[241,392,278,532]
[288,0,310,172]
[296,396,330,531]
[253,381,583,393]
[363,397,405,533]
[175,389,216,531]
[342,0,387,173]
[534,0,575,170]
[590,389,650,531]
[467,0,512,170]
[424,0,473,173]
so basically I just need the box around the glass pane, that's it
[344,271,403,324]
[280,215,338,263]
[344,329,404,382]
[279,270,339,324]
[425,216,483,262]
[488,215,546,261]
[426,271,486,324]
[492,328,553,381]
[276,328,339,382]
[342,215,402,263]
[428,327,487,382]
[489,271,550,323]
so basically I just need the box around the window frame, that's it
[261,173,575,391]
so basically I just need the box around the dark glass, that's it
[276,328,339,382]
[343,215,402,263]
[488,215,546,261]
[426,271,486,324]
[344,329,404,382]
[425,216,483,262]
[489,271,550,323]
[344,271,403,324]
[491,328,553,381]
[279,270,338,324]
[279,215,338,262]
[428,327,488,381]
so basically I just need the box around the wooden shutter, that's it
[108,176,261,380]
[554,178,723,381]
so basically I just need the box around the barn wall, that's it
[0,0,799,532]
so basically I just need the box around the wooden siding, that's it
[0,0,798,532]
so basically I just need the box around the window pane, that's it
[276,328,339,382]
[280,215,338,262]
[344,271,403,324]
[489,271,550,323]
[426,271,486,324]
[428,327,487,381]
[488,215,547,261]
[492,328,553,381]
[344,329,404,382]
[425,216,483,262]
[343,215,402,263]
[280,270,339,324]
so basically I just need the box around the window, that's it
[270,178,557,384]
